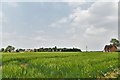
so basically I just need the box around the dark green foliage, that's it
[110,38,120,47]
[4,45,15,52]
[0,48,4,52]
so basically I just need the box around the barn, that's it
[104,44,117,52]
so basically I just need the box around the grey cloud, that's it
[89,2,117,17]
[2,2,118,51]
[51,2,118,50]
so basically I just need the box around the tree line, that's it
[1,38,119,53]
[0,46,82,52]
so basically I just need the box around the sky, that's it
[0,0,118,51]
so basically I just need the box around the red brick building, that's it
[104,44,117,52]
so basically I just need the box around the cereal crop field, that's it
[1,52,119,78]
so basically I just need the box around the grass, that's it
[1,52,119,78]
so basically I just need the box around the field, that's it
[1,52,119,78]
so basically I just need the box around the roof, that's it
[104,44,117,49]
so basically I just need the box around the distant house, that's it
[104,44,117,52]
[26,49,33,52]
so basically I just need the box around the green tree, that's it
[110,38,120,47]
[5,45,15,52]
[54,46,57,52]
[0,48,4,52]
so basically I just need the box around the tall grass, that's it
[2,52,118,78]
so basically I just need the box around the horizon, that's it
[1,45,104,52]
[0,44,115,51]
[1,1,118,51]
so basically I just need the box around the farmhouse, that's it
[26,49,33,52]
[104,44,117,52]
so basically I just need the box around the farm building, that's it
[104,44,117,52]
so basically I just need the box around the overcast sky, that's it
[0,0,118,51]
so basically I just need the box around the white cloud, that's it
[57,17,68,23]
[0,10,2,48]
[1,0,119,2]
[35,30,45,34]
[2,32,35,48]
[66,27,76,34]
[89,2,117,17]
[49,17,68,28]
[1,0,87,2]
[85,26,107,36]
[1,1,118,51]
[49,23,57,27]
[33,36,46,41]
[67,0,85,8]
[49,1,118,50]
